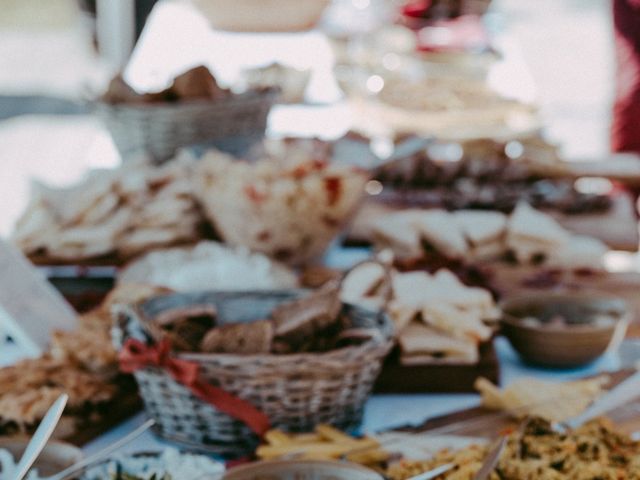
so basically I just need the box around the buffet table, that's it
[2,334,638,457]
[2,2,640,477]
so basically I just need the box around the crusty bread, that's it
[398,322,479,365]
[200,319,273,354]
[272,281,342,351]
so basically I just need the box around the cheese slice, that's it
[453,210,507,246]
[391,270,438,308]
[387,300,418,332]
[546,235,607,270]
[413,210,468,259]
[341,261,387,306]
[371,212,423,259]
[468,240,506,262]
[430,270,496,313]
[507,202,569,247]
[399,322,479,364]
[421,303,493,343]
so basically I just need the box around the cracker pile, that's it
[12,157,202,262]
[372,202,608,269]
[342,262,499,364]
[12,138,368,266]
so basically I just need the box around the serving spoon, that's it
[12,394,68,480]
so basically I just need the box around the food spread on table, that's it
[371,202,609,269]
[13,137,369,265]
[342,262,499,364]
[385,417,640,480]
[3,0,640,478]
[12,157,201,263]
[371,136,613,214]
[0,284,167,439]
[252,415,640,479]
[194,146,369,264]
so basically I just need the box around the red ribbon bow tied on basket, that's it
[119,338,271,436]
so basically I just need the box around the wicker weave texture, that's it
[94,90,275,163]
[115,290,394,454]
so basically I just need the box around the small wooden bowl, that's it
[500,293,630,368]
[223,460,384,480]
[0,437,82,476]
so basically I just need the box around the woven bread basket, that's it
[94,89,277,163]
[113,290,394,455]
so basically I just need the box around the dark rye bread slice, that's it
[200,319,273,354]
[151,305,217,352]
[271,281,342,352]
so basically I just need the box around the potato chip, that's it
[475,375,609,422]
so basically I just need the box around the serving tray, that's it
[374,341,499,394]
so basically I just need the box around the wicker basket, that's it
[113,290,394,454]
[94,89,277,163]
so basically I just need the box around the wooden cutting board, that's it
[394,369,640,437]
[374,341,499,394]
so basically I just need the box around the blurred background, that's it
[0,0,616,233]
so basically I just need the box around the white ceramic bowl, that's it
[191,0,331,32]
